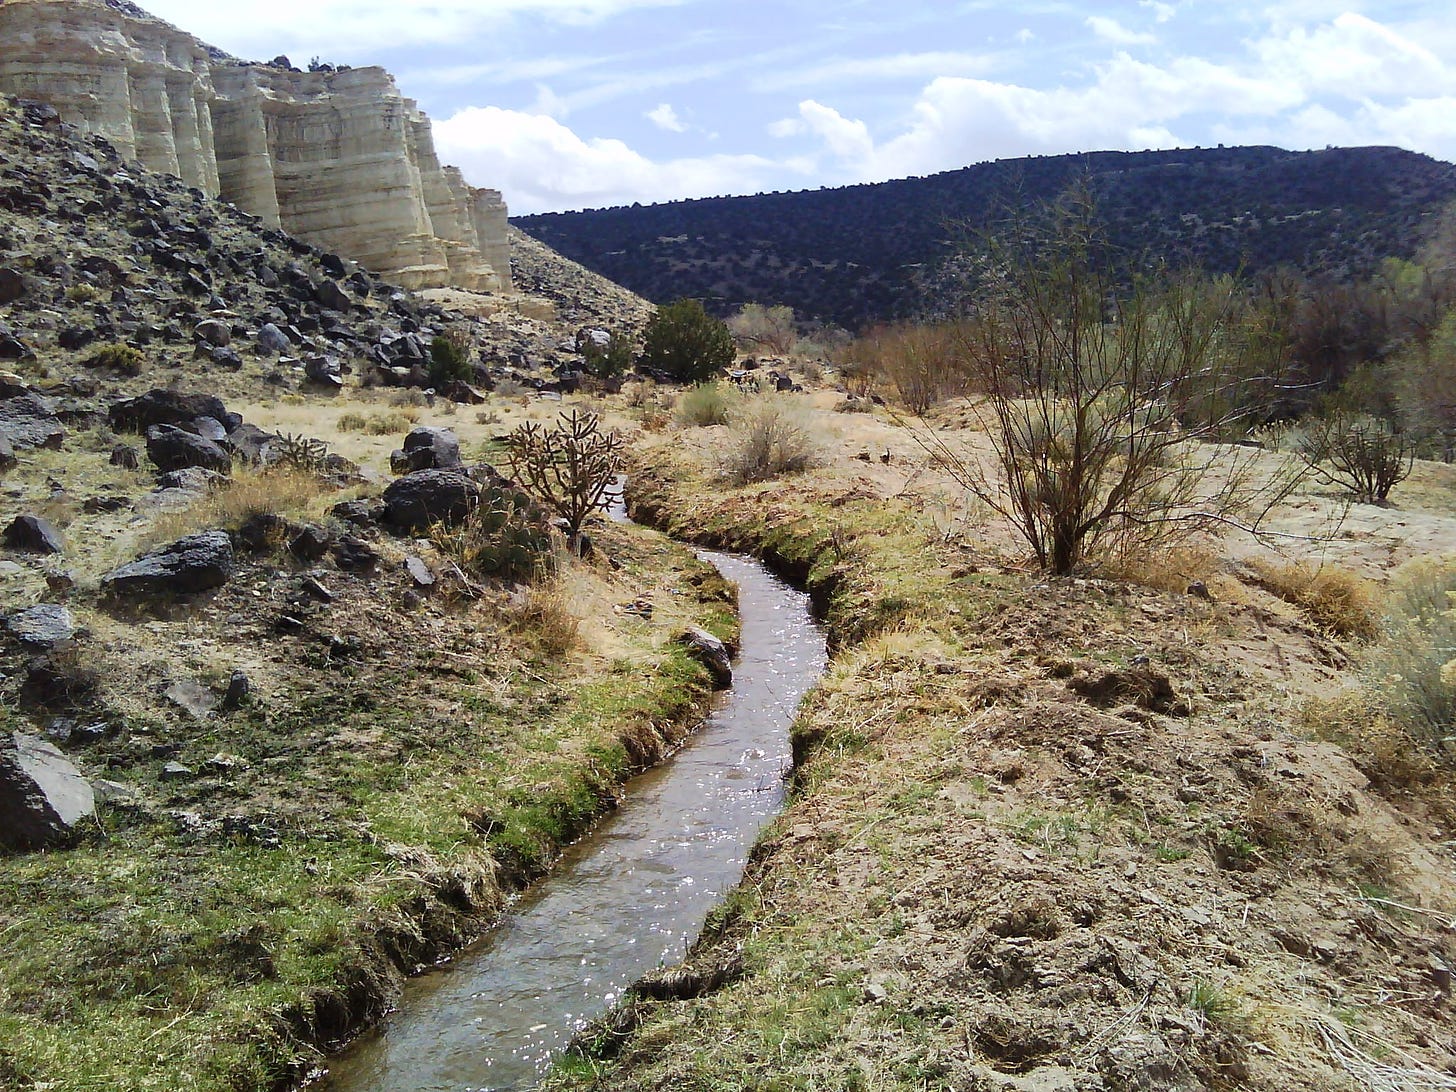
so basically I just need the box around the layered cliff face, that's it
[0,0,511,292]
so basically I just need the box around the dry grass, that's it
[1249,559,1382,640]
[1098,542,1221,595]
[137,466,334,551]
[510,578,582,657]
[719,397,824,484]
[675,381,737,427]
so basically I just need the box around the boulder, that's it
[146,424,232,474]
[0,267,29,304]
[0,732,96,852]
[0,431,14,471]
[304,354,343,388]
[286,522,333,561]
[225,423,278,463]
[0,392,65,450]
[6,604,76,648]
[315,279,351,312]
[381,468,480,530]
[676,626,733,689]
[194,319,232,347]
[256,322,291,354]
[389,426,461,474]
[3,514,64,554]
[108,389,236,433]
[102,530,235,596]
[109,443,139,469]
[154,466,227,494]
[332,535,379,572]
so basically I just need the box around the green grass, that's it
[0,527,737,1090]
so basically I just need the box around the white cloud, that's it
[794,101,875,162]
[135,0,683,59]
[646,103,688,132]
[1140,1,1175,23]
[434,106,800,213]
[752,51,996,92]
[1014,28,1035,44]
[1086,16,1156,46]
[1253,13,1454,98]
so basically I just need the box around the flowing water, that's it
[324,549,826,1092]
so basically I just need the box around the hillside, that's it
[514,146,1456,330]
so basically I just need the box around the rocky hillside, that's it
[0,89,689,1091]
[0,0,509,292]
[515,145,1456,330]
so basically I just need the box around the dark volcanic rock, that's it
[3,514,65,554]
[7,604,76,648]
[102,530,235,596]
[0,731,96,852]
[256,322,290,354]
[0,393,65,450]
[381,468,480,530]
[109,443,139,468]
[315,279,351,312]
[676,626,733,689]
[0,267,29,304]
[193,318,232,347]
[109,389,235,433]
[146,424,232,474]
[332,535,379,572]
[389,426,461,474]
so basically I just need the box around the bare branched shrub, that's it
[720,397,823,484]
[918,192,1303,574]
[675,381,738,427]
[505,409,623,542]
[848,322,968,415]
[1359,555,1456,762]
[727,303,797,354]
[1297,412,1414,504]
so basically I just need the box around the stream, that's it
[323,548,827,1091]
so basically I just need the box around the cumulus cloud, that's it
[434,106,794,213]
[1253,13,1454,98]
[1086,16,1156,46]
[646,103,688,132]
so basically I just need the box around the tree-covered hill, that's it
[514,146,1456,331]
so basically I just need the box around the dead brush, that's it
[1247,559,1381,640]
[1097,542,1220,595]
[139,465,331,550]
[719,397,824,484]
[509,578,581,656]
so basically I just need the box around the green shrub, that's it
[721,397,822,484]
[675,381,737,426]
[641,299,735,384]
[581,328,635,379]
[82,342,144,375]
[428,330,474,388]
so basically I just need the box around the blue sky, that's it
[137,1,1456,215]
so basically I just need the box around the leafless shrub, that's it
[505,409,623,542]
[915,192,1303,574]
[1297,412,1415,504]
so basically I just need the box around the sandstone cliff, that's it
[0,0,511,292]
